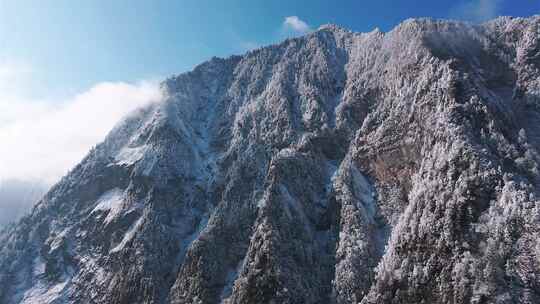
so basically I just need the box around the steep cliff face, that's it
[1,16,540,304]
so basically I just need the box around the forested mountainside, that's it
[1,16,540,304]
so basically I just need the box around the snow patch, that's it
[91,188,125,224]
[350,166,376,218]
[111,215,144,253]
[279,184,312,235]
[32,255,46,277]
[325,159,339,194]
[349,165,388,255]
[48,228,70,253]
[115,145,147,166]
[18,258,71,304]
[19,280,69,304]
[256,198,267,208]
[277,148,297,158]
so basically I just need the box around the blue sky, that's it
[1,0,539,99]
[0,0,539,186]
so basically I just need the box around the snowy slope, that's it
[1,16,540,304]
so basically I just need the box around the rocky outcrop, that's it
[1,16,540,304]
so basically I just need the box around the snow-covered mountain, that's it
[2,16,540,303]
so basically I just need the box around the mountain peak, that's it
[317,23,346,31]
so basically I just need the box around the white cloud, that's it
[231,16,313,54]
[450,0,502,23]
[0,62,162,185]
[282,16,312,35]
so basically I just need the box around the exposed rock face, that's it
[1,16,540,304]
